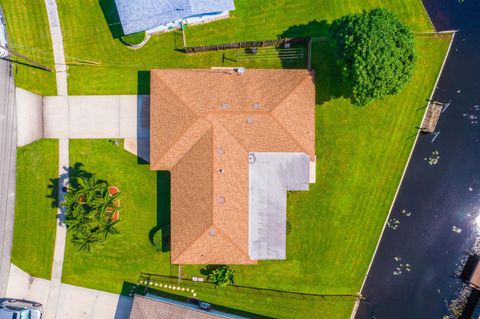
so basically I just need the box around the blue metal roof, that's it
[114,0,235,35]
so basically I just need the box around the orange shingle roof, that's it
[150,69,315,264]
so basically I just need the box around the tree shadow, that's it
[199,264,225,277]
[46,162,96,223]
[99,0,124,38]
[278,20,350,105]
[148,171,171,251]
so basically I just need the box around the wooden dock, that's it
[421,101,443,133]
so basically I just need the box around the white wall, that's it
[15,87,43,147]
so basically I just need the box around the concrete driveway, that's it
[6,264,133,319]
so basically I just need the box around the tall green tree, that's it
[329,8,416,106]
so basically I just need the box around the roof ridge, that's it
[172,226,215,263]
[270,72,313,114]
[213,226,251,258]
[212,112,307,154]
[150,73,200,168]
[152,71,200,117]
[153,119,212,169]
[269,74,314,154]
[173,225,251,264]
[270,114,308,154]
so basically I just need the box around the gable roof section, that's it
[150,69,315,264]
[115,0,235,35]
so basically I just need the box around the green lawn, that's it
[55,0,433,95]
[62,140,172,288]
[12,139,58,279]
[0,0,57,95]
[1,0,434,95]
[61,34,452,318]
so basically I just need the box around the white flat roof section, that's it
[248,152,310,260]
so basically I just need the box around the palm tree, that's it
[77,175,108,205]
[99,219,120,240]
[71,230,101,252]
[94,189,122,216]
[61,173,122,253]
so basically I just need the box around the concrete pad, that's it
[6,264,50,307]
[119,96,137,138]
[43,96,68,138]
[248,152,310,260]
[56,284,132,319]
[7,264,133,319]
[42,94,147,139]
[68,96,121,138]
[15,88,43,146]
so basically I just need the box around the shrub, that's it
[329,9,416,106]
[207,265,235,288]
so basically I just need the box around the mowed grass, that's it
[61,35,452,319]
[12,139,58,279]
[62,140,172,290]
[0,0,57,95]
[55,0,433,94]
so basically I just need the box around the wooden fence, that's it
[184,37,309,53]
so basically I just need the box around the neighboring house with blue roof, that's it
[114,0,235,35]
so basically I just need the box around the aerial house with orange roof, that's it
[150,68,316,264]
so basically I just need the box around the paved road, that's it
[0,4,16,296]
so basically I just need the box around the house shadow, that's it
[113,282,141,319]
[148,171,171,252]
[135,71,170,252]
[99,0,124,38]
[135,71,151,165]
[278,19,350,106]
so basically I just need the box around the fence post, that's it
[144,275,151,294]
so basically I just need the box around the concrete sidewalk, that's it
[45,0,68,96]
[44,139,69,319]
[7,264,133,319]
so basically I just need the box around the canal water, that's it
[356,0,480,318]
